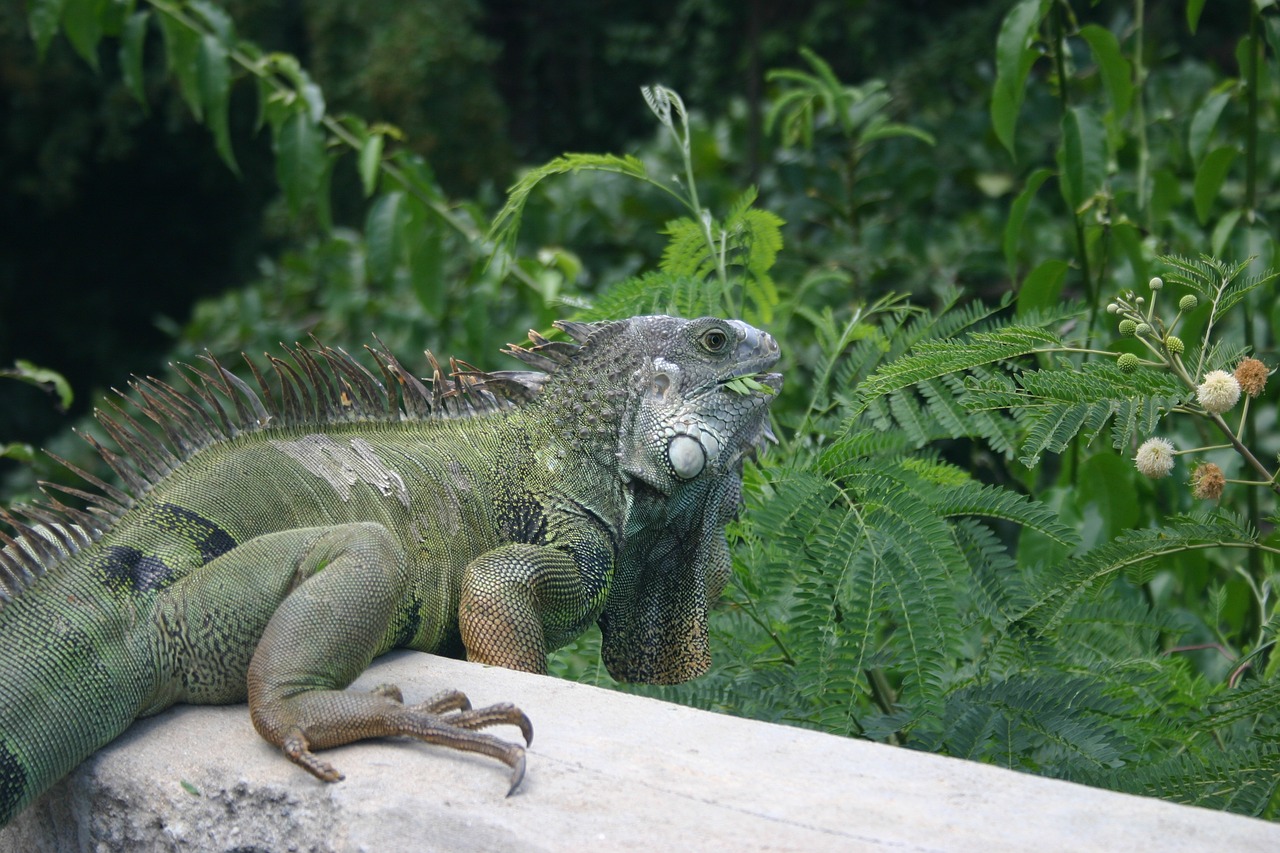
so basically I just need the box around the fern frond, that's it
[1201,678,1280,731]
[965,360,1187,466]
[939,674,1134,772]
[489,153,653,257]
[575,271,715,321]
[660,217,717,279]
[931,481,1078,547]
[1093,745,1280,816]
[856,324,1063,409]
[1018,513,1257,633]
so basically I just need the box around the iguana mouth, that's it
[717,368,783,397]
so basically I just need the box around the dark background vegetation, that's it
[4,0,1009,444]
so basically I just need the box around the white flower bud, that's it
[1197,370,1242,414]
[1134,437,1175,479]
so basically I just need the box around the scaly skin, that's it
[0,315,780,825]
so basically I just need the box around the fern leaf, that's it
[489,153,650,257]
[856,324,1062,408]
[660,217,716,279]
[932,481,1078,547]
[1018,513,1257,633]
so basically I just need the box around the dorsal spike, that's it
[130,377,207,455]
[44,448,132,509]
[6,327,592,604]
[319,345,384,417]
[81,426,149,497]
[554,319,600,343]
[268,356,309,424]
[97,395,177,483]
[289,344,338,419]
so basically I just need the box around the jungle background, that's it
[3,0,1279,819]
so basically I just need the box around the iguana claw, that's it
[507,751,526,797]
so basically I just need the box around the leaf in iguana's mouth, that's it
[722,374,778,396]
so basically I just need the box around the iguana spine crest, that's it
[0,326,598,605]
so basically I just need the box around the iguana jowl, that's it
[0,315,780,825]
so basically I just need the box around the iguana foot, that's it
[264,686,532,795]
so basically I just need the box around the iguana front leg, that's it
[459,537,612,672]
[174,523,532,793]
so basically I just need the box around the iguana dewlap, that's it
[0,315,780,825]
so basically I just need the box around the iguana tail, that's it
[0,584,152,826]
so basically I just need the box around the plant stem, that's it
[1133,0,1151,229]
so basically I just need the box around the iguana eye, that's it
[700,328,730,353]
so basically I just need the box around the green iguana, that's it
[0,314,780,826]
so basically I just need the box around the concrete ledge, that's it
[2,651,1276,852]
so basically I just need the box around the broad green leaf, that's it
[188,0,234,44]
[119,10,150,106]
[273,109,326,215]
[1078,25,1133,120]
[62,0,106,70]
[1016,259,1070,316]
[4,359,73,410]
[1111,221,1146,285]
[29,0,67,60]
[197,33,238,174]
[0,443,36,464]
[358,132,384,197]
[405,199,445,317]
[1150,168,1180,225]
[1075,452,1139,544]
[365,191,406,284]
[1193,146,1237,223]
[1003,167,1053,276]
[1058,106,1107,211]
[1188,90,1230,165]
[860,121,936,147]
[1187,0,1207,33]
[1210,208,1242,257]
[991,0,1046,155]
[158,10,203,121]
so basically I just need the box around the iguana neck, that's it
[526,363,633,471]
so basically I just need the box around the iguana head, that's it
[532,314,781,685]
[610,315,781,492]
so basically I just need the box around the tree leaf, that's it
[1187,0,1208,33]
[365,191,406,284]
[1188,90,1230,165]
[1003,167,1053,277]
[158,9,203,121]
[1193,146,1237,224]
[1078,24,1133,120]
[991,0,1046,155]
[1210,208,1242,257]
[358,131,384,197]
[119,10,150,106]
[28,0,67,61]
[1016,258,1070,316]
[4,359,73,410]
[62,0,106,71]
[197,33,238,174]
[273,109,326,215]
[187,0,234,44]
[1058,106,1107,211]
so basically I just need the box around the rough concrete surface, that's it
[2,651,1277,852]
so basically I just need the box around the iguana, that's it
[0,314,781,826]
